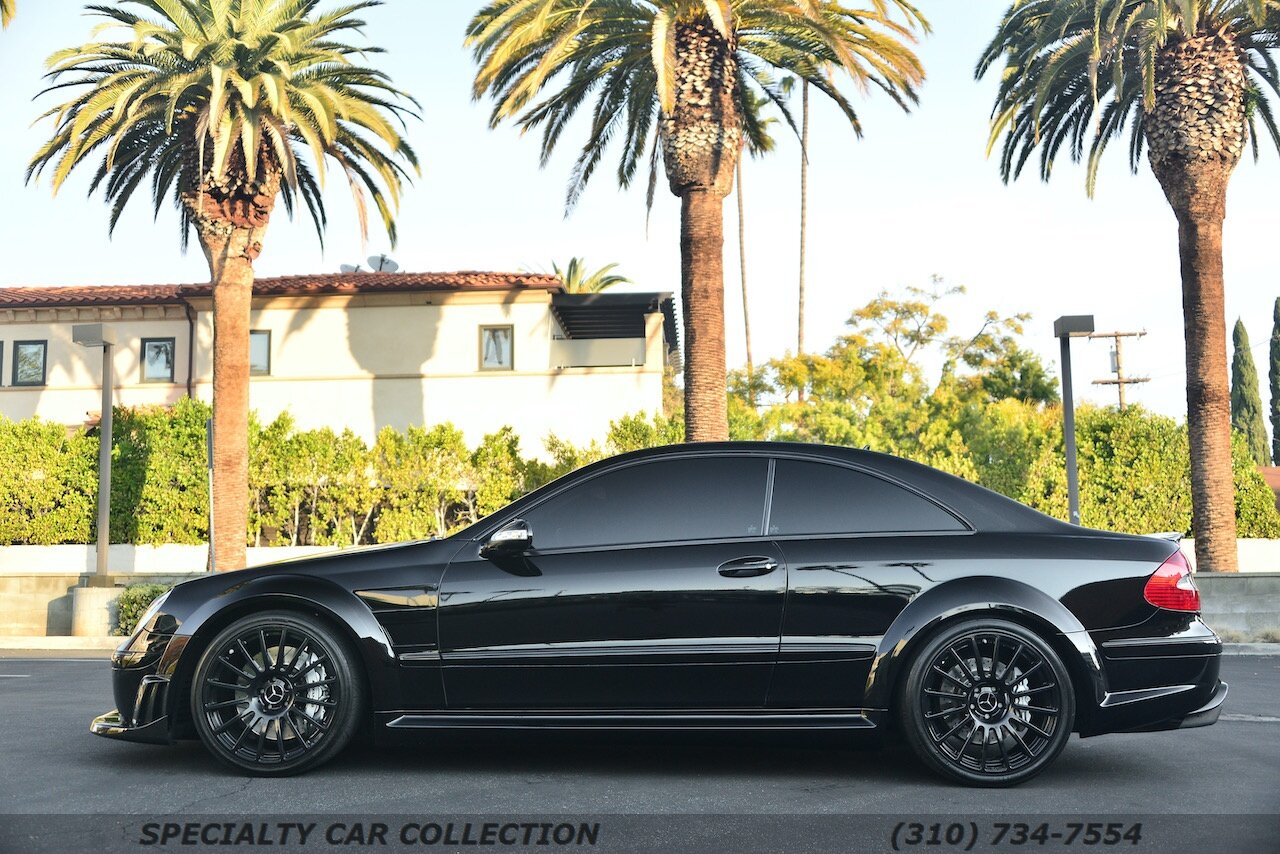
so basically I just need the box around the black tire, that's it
[897,618,1075,787]
[190,610,365,776]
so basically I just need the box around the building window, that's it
[250,330,271,376]
[12,341,47,387]
[479,325,514,371]
[140,338,176,383]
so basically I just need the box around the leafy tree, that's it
[467,427,533,522]
[248,412,294,546]
[468,0,928,442]
[313,430,377,547]
[1,0,13,28]
[976,0,1280,571]
[977,346,1059,405]
[374,424,471,542]
[552,258,631,293]
[1231,319,1270,466]
[29,0,418,570]
[1271,297,1280,464]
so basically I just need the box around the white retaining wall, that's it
[0,544,338,575]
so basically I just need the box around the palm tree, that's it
[1,0,13,28]
[977,0,1280,573]
[468,0,928,441]
[553,258,632,293]
[29,0,418,571]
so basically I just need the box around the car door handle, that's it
[717,556,779,578]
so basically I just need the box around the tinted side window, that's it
[769,460,964,536]
[523,457,769,549]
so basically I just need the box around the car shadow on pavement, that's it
[81,729,1155,789]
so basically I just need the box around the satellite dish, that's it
[339,264,363,273]
[368,254,399,273]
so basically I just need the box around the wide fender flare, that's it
[166,574,401,714]
[862,576,1105,711]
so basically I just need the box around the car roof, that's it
[542,441,1077,535]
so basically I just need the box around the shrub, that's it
[0,416,96,545]
[113,583,172,636]
[109,399,211,545]
[1016,406,1280,537]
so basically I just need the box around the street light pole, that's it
[95,341,114,579]
[73,323,118,586]
[1054,315,1095,526]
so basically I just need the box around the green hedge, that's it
[113,583,172,636]
[0,399,1277,546]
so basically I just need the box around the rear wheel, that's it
[191,610,364,776]
[898,618,1074,787]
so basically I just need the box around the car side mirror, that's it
[480,519,533,559]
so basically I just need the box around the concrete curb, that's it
[1222,643,1280,656]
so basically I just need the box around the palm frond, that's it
[468,0,927,211]
[977,0,1280,195]
[29,0,418,247]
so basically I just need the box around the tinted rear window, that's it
[523,456,769,549]
[768,459,964,536]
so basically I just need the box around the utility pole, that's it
[1090,330,1150,408]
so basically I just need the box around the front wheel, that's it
[191,610,364,776]
[897,618,1075,787]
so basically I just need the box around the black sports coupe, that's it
[92,442,1225,786]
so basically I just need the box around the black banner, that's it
[0,814,1277,854]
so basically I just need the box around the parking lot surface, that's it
[0,655,1275,817]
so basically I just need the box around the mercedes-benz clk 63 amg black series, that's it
[93,442,1225,786]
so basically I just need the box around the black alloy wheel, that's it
[191,610,364,776]
[898,618,1074,787]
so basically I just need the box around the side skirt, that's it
[378,710,881,731]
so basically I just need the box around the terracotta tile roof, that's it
[0,271,563,308]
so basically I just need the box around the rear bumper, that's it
[1177,679,1228,729]
[90,708,173,745]
[1081,615,1224,736]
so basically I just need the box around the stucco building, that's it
[0,271,676,455]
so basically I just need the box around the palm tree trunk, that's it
[681,188,728,441]
[798,80,809,357]
[198,225,263,571]
[736,160,754,407]
[1145,34,1244,573]
[1166,175,1239,572]
[661,17,740,443]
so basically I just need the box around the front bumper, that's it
[90,708,173,745]
[89,634,188,745]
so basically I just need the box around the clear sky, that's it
[1,1,1277,422]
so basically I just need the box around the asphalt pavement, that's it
[0,656,1276,817]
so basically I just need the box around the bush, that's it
[109,399,211,545]
[2,397,1277,548]
[0,416,96,545]
[1015,406,1280,537]
[113,583,172,636]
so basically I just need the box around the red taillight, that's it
[1143,550,1201,612]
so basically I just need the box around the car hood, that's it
[172,537,461,590]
